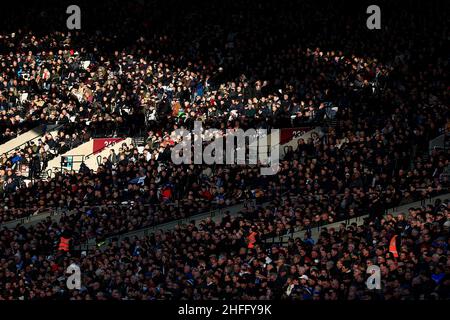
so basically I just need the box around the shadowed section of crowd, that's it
[0,0,448,300]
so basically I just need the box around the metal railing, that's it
[76,190,297,251]
[263,192,450,246]
[429,133,446,154]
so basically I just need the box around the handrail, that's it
[264,192,450,245]
[0,207,64,229]
[0,194,253,230]
[93,191,450,250]
[429,133,446,154]
[2,125,446,238]
[2,122,64,156]
[428,125,449,154]
[83,139,124,160]
[78,191,294,250]
[2,167,447,232]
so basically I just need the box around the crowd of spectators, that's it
[0,0,448,300]
[0,198,448,300]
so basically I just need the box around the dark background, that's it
[1,0,447,83]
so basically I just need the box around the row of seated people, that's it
[0,197,448,300]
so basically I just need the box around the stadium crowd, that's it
[0,0,448,300]
[0,198,449,300]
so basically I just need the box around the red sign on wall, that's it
[92,138,124,154]
[280,127,312,145]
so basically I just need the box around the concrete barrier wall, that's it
[46,139,94,174]
[0,124,61,155]
[82,138,132,171]
[47,138,132,174]
[46,126,64,141]
[243,127,320,163]
[280,127,323,158]
[1,207,68,229]
[82,200,254,250]
[89,193,450,250]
